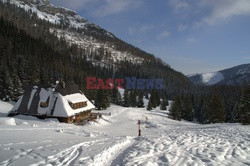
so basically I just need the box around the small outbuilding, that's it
[10,82,95,123]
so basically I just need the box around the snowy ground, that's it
[0,101,249,166]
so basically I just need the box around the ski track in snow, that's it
[0,102,250,166]
[32,138,110,166]
[121,129,250,166]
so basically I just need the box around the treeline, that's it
[169,86,250,125]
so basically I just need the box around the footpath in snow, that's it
[0,101,249,166]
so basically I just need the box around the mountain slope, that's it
[188,64,250,86]
[1,0,150,64]
[0,0,192,101]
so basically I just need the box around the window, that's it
[40,102,48,108]
[69,101,87,109]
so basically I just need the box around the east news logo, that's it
[86,77,163,89]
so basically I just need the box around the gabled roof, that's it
[12,83,95,118]
[53,94,95,117]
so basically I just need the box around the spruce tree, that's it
[111,87,121,105]
[208,94,225,123]
[130,90,137,107]
[123,89,130,107]
[182,96,193,121]
[95,89,110,110]
[147,100,153,111]
[11,69,23,101]
[238,86,250,125]
[154,90,160,107]
[160,98,168,110]
[149,90,160,108]
[137,92,144,108]
[232,102,240,123]
[202,98,210,124]
[169,96,182,120]
[148,93,153,108]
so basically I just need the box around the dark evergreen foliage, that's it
[160,99,168,110]
[95,89,110,110]
[147,100,153,111]
[207,94,225,123]
[137,91,145,108]
[238,86,250,125]
[169,96,182,120]
[182,97,193,121]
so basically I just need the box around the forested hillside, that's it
[0,0,248,124]
[0,0,191,100]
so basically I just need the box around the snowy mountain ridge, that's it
[188,63,250,86]
[188,72,224,85]
[4,0,88,29]
[2,0,146,65]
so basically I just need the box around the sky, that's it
[51,0,250,75]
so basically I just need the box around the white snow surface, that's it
[0,100,14,115]
[0,101,250,166]
[64,93,89,103]
[201,72,224,85]
[2,0,87,29]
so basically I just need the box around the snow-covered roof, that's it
[53,94,95,117]
[64,93,88,103]
[12,85,95,118]
[39,88,50,102]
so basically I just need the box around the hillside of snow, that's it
[188,72,224,85]
[188,63,250,86]
[0,101,249,165]
[201,72,224,85]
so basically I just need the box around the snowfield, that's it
[201,72,224,85]
[0,101,249,166]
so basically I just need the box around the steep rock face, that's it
[188,64,250,86]
[5,0,88,28]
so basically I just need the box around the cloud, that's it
[178,24,188,32]
[196,0,250,26]
[169,0,191,12]
[187,36,197,43]
[139,25,155,33]
[128,27,135,35]
[157,30,171,39]
[128,25,154,36]
[51,0,144,17]
[91,0,144,17]
[51,0,92,11]
[242,56,250,60]
[171,56,202,65]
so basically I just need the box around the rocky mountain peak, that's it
[20,0,50,6]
